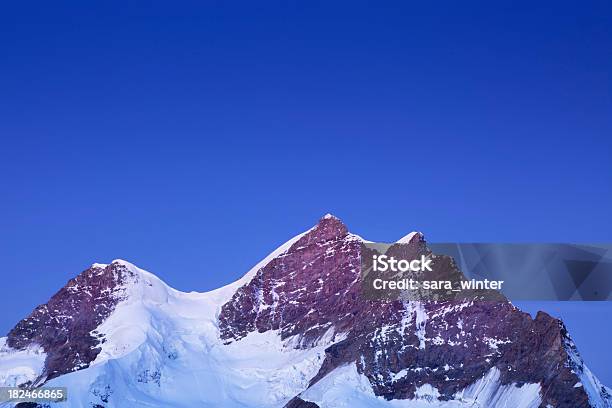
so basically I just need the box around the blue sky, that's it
[1,0,611,384]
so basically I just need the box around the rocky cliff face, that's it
[219,215,363,347]
[2,215,611,408]
[6,262,136,383]
[219,215,609,407]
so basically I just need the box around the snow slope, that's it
[300,364,541,408]
[0,338,46,388]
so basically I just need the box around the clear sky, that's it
[1,0,611,384]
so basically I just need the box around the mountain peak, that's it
[397,231,424,244]
[5,261,137,382]
[318,213,344,227]
[306,213,348,242]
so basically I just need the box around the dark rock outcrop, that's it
[6,262,135,382]
[284,397,320,408]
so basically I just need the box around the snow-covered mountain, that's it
[1,215,611,408]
